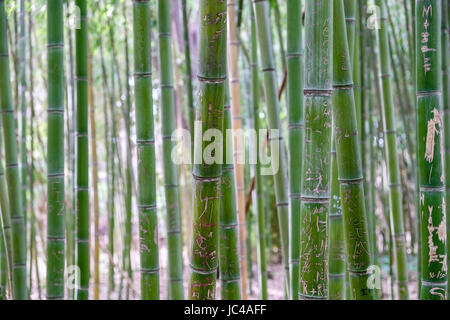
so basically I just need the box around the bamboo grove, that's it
[0,0,449,301]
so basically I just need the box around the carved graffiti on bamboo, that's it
[191,278,215,299]
[138,207,158,254]
[429,287,446,299]
[421,4,436,73]
[425,109,442,167]
[300,204,327,297]
[426,203,447,278]
[193,181,220,268]
[203,11,227,71]
[343,189,370,267]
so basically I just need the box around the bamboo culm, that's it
[219,85,241,300]
[299,0,333,300]
[188,0,227,300]
[250,4,267,300]
[121,0,133,300]
[252,0,290,295]
[0,0,27,300]
[227,0,248,299]
[157,0,184,300]
[0,124,12,299]
[181,0,195,159]
[19,0,27,256]
[75,0,89,300]
[133,0,160,300]
[287,0,303,301]
[88,50,100,300]
[416,0,447,300]
[375,0,409,300]
[332,0,375,300]
[441,0,450,297]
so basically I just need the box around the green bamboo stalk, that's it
[441,0,450,297]
[299,0,333,301]
[328,135,345,300]
[252,0,290,295]
[386,4,415,159]
[19,0,27,253]
[380,165,394,299]
[375,0,409,300]
[133,0,159,300]
[345,2,360,299]
[344,0,356,61]
[227,0,248,299]
[404,0,415,66]
[108,59,117,298]
[366,47,378,270]
[246,208,253,296]
[329,0,351,301]
[87,50,100,300]
[271,0,286,72]
[359,2,369,235]
[353,6,362,144]
[181,0,195,159]
[416,0,447,300]
[66,7,76,300]
[0,225,6,299]
[122,0,133,299]
[75,0,89,300]
[157,0,184,300]
[219,85,241,300]
[332,0,375,300]
[0,125,12,300]
[413,0,423,298]
[287,0,303,301]
[250,5,267,300]
[46,0,65,300]
[99,37,113,299]
[27,7,36,299]
[188,0,226,301]
[0,0,26,300]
